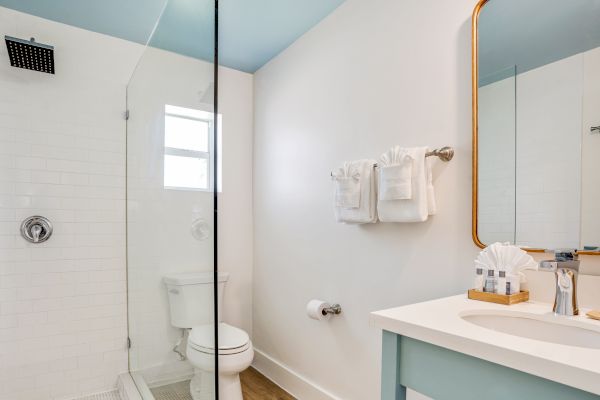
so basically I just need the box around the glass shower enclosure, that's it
[125,1,219,398]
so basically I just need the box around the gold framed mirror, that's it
[472,0,600,255]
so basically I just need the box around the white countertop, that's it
[371,295,600,395]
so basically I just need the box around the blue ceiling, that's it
[0,0,345,73]
[479,0,600,86]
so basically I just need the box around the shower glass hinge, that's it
[127,337,131,349]
[124,110,130,121]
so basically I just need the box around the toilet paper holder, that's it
[322,304,342,316]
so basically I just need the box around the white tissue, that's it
[475,242,538,285]
[306,300,331,321]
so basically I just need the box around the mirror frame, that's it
[470,0,599,255]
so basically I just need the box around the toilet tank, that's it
[163,271,229,328]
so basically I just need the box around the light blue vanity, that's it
[372,295,600,400]
[381,332,599,400]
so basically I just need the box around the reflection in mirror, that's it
[476,0,600,252]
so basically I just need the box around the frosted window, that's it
[164,155,208,189]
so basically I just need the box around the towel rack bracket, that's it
[426,146,454,162]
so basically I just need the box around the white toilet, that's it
[163,271,254,400]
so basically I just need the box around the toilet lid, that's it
[189,323,250,355]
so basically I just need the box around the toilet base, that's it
[189,369,243,400]
[189,369,214,400]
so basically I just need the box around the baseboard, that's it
[145,371,194,389]
[135,360,194,388]
[252,348,342,400]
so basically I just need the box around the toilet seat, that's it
[189,323,250,355]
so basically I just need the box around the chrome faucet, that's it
[539,249,579,316]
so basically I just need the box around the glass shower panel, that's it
[126,1,217,398]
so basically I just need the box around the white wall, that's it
[126,48,254,384]
[253,0,478,398]
[0,7,142,400]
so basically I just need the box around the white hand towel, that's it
[333,164,361,208]
[379,147,413,200]
[377,147,433,222]
[333,160,377,224]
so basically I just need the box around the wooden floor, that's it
[240,367,296,400]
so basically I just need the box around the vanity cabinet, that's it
[372,295,600,400]
[381,331,599,400]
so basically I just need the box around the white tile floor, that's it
[150,380,192,400]
[75,391,121,400]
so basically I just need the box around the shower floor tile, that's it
[150,380,192,400]
[75,390,121,400]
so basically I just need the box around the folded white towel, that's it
[333,164,361,208]
[377,147,435,222]
[379,146,413,200]
[333,160,377,224]
[426,155,437,215]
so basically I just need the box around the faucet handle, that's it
[548,248,578,261]
[30,224,43,243]
[540,249,580,272]
[541,250,580,316]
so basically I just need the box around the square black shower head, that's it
[5,36,55,74]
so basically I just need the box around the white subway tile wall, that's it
[581,47,600,248]
[478,75,517,244]
[0,6,142,400]
[0,5,254,399]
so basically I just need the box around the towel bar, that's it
[330,146,454,177]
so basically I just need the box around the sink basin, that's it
[461,311,600,349]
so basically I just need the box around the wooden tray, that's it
[468,289,529,305]
[586,310,600,321]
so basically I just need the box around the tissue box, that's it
[467,289,529,305]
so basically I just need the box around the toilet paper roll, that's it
[306,299,331,321]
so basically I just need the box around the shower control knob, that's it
[20,216,52,243]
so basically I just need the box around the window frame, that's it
[163,109,215,192]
